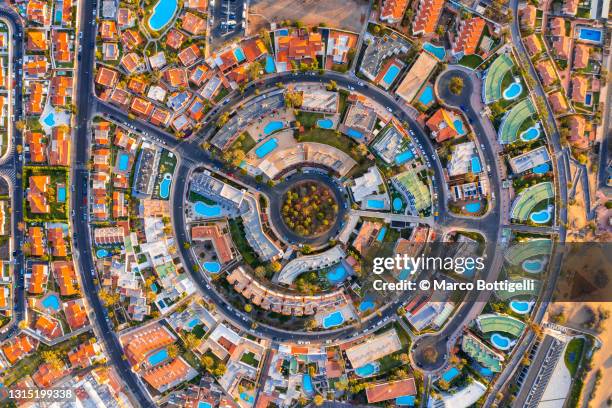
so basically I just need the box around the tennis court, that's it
[510,182,554,221]
[484,54,513,104]
[498,98,536,144]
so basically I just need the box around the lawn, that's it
[564,337,585,376]
[458,54,484,69]
[23,166,69,221]
[240,351,260,367]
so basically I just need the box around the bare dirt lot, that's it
[247,0,369,35]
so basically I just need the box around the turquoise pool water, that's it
[578,27,602,43]
[442,366,460,382]
[382,64,401,86]
[57,186,66,202]
[148,0,178,30]
[396,395,416,406]
[399,267,412,280]
[510,300,533,314]
[234,47,246,63]
[465,202,481,213]
[367,199,385,210]
[322,311,344,328]
[355,362,378,377]
[303,374,314,394]
[317,119,333,129]
[255,138,279,158]
[277,29,289,36]
[376,226,387,241]
[520,126,540,142]
[395,149,414,165]
[359,298,374,312]
[532,163,550,175]
[41,294,61,311]
[187,318,200,328]
[194,201,222,217]
[159,174,172,199]
[151,283,158,293]
[148,348,169,365]
[263,121,283,136]
[117,152,130,172]
[327,264,348,284]
[198,402,212,408]
[471,156,482,173]
[503,82,523,100]
[585,93,592,105]
[346,128,363,139]
[490,333,512,350]
[96,249,109,258]
[265,55,275,73]
[203,261,221,273]
[393,197,403,211]
[454,119,466,135]
[522,258,544,273]
[418,85,434,106]
[530,207,551,223]
[240,392,254,404]
[43,112,56,127]
[423,42,446,60]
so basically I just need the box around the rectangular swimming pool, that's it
[578,27,602,43]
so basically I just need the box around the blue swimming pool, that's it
[277,29,289,36]
[465,202,481,213]
[490,333,512,350]
[194,201,222,217]
[151,282,158,293]
[532,163,550,175]
[265,55,276,73]
[96,248,109,258]
[395,149,414,165]
[148,0,178,31]
[382,64,401,87]
[117,152,130,172]
[585,93,592,106]
[346,128,363,139]
[367,199,385,210]
[234,47,246,63]
[187,318,200,328]
[520,125,540,142]
[503,82,523,100]
[423,42,446,60]
[148,348,169,366]
[322,311,344,328]
[57,186,66,202]
[578,27,602,43]
[359,298,375,312]
[41,294,61,311]
[376,226,387,241]
[198,402,212,408]
[317,119,334,129]
[530,207,551,223]
[203,261,221,273]
[522,258,544,273]
[471,156,482,173]
[240,392,255,404]
[442,366,460,382]
[418,85,434,106]
[159,174,172,199]
[302,374,314,394]
[393,197,403,211]
[454,119,466,135]
[43,112,56,127]
[396,395,416,406]
[510,300,533,314]
[255,138,279,158]
[263,121,283,136]
[355,362,378,377]
[327,264,348,284]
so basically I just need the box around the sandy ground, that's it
[247,0,369,34]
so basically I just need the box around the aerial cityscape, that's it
[0,0,609,406]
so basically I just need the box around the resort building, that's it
[380,0,409,24]
[274,30,324,72]
[191,224,235,264]
[359,34,410,81]
[447,142,477,177]
[412,0,444,35]
[461,332,504,372]
[509,146,551,174]
[452,17,486,58]
[426,108,464,143]
[345,329,402,368]
[274,246,346,285]
[351,166,385,203]
[371,122,408,164]
[395,51,438,103]
[365,378,417,404]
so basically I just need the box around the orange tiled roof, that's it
[548,91,568,114]
[47,227,67,257]
[27,30,47,51]
[573,44,589,69]
[52,261,80,296]
[166,29,186,49]
[28,175,50,214]
[52,31,71,63]
[452,17,486,56]
[142,358,193,391]
[122,324,175,366]
[182,12,206,35]
[381,0,409,23]
[426,108,459,143]
[68,343,98,368]
[521,5,537,29]
[366,378,417,403]
[27,82,44,116]
[26,131,46,163]
[49,126,71,166]
[524,34,543,56]
[567,115,588,149]
[35,315,62,339]
[99,20,118,41]
[130,97,154,118]
[64,300,89,330]
[50,76,73,107]
[549,17,565,36]
[2,335,36,365]
[553,36,570,59]
[413,0,445,35]
[571,76,587,102]
[32,362,68,388]
[95,67,119,88]
[536,59,557,87]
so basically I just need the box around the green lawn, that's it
[564,337,585,376]
[458,54,484,69]
[240,351,260,367]
[23,167,69,221]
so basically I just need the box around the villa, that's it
[566,115,589,149]
[351,166,385,203]
[49,127,71,166]
[520,5,537,29]
[28,263,48,295]
[426,108,463,143]
[366,378,417,403]
[573,44,589,69]
[274,29,324,72]
[326,30,358,68]
[181,12,206,35]
[412,0,444,35]
[52,261,80,296]
[452,17,486,58]
[548,91,568,114]
[28,227,46,257]
[27,131,46,163]
[27,175,50,214]
[2,335,37,365]
[380,0,409,24]
[552,36,571,59]
[95,67,119,88]
[345,329,402,368]
[524,34,543,56]
[571,76,588,103]
[536,60,557,87]
[359,33,410,81]
[396,51,438,103]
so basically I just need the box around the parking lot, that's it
[210,0,246,50]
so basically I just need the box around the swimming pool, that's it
[203,261,221,273]
[240,392,255,404]
[530,206,552,224]
[193,201,222,217]
[355,362,379,377]
[43,112,56,127]
[376,226,387,241]
[255,138,279,158]
[423,42,446,60]
[522,258,545,273]
[148,0,178,31]
[265,55,276,73]
[57,185,66,202]
[198,402,212,408]
[367,199,385,210]
[234,47,246,63]
[381,64,401,87]
[96,248,109,258]
[465,202,481,213]
[503,81,523,100]
[187,318,200,328]
[277,29,289,36]
[454,118,466,135]
[302,374,314,394]
[326,264,348,284]
[418,85,435,106]
[395,149,414,165]
[393,197,403,211]
[322,311,344,328]
[151,283,158,293]
[532,163,550,175]
[359,298,375,312]
[117,152,130,172]
[441,366,460,382]
[471,156,482,173]
[510,300,533,314]
[317,119,334,129]
[346,128,363,140]
[490,333,512,350]
[520,125,540,142]
[396,395,416,406]
[578,27,603,44]
[148,348,169,366]
[159,174,172,199]
[41,294,61,312]
[585,92,592,106]
[263,121,283,136]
